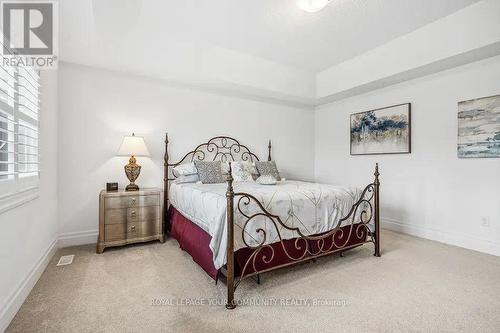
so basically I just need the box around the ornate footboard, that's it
[224,164,381,309]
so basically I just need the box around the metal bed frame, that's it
[164,134,380,309]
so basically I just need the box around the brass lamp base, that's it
[124,155,141,191]
[125,183,139,191]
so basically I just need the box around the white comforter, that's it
[169,180,362,269]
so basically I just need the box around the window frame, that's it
[0,63,40,214]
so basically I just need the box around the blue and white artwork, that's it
[350,103,411,155]
[458,95,500,158]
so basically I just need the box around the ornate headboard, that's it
[163,134,272,218]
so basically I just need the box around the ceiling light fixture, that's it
[296,0,330,13]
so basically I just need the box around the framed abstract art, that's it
[458,94,500,158]
[350,103,411,155]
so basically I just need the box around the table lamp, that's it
[117,133,150,191]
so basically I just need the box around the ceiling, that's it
[60,0,481,73]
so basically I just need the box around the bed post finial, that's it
[268,140,272,161]
[164,133,169,178]
[225,162,236,309]
[373,163,381,257]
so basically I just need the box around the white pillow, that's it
[172,162,197,177]
[173,174,199,184]
[231,161,256,182]
[256,175,277,185]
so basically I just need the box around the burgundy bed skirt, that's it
[168,206,367,280]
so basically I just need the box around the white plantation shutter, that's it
[0,61,40,202]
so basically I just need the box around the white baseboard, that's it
[57,229,99,248]
[382,217,500,257]
[0,238,58,333]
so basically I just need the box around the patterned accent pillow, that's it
[256,175,277,185]
[255,161,281,181]
[231,161,255,182]
[194,161,225,184]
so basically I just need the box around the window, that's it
[0,60,40,208]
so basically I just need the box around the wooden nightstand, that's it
[97,188,165,253]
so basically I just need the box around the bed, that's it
[163,135,381,309]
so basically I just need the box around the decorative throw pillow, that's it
[248,162,259,177]
[231,161,255,182]
[256,175,277,185]
[221,161,230,175]
[255,161,281,181]
[172,162,197,177]
[173,174,199,184]
[194,161,225,184]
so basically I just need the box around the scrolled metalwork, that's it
[166,136,261,180]
[233,182,377,283]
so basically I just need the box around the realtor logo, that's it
[1,1,58,69]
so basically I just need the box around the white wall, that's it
[0,71,59,332]
[57,62,315,239]
[315,55,500,256]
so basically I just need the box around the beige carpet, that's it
[7,230,500,333]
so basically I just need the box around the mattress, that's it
[169,180,362,269]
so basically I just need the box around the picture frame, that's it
[458,94,500,158]
[350,103,411,155]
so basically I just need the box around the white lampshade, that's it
[117,134,150,157]
[297,0,330,12]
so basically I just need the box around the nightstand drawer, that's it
[104,208,127,224]
[105,223,126,241]
[105,195,159,209]
[127,221,159,238]
[127,206,159,223]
